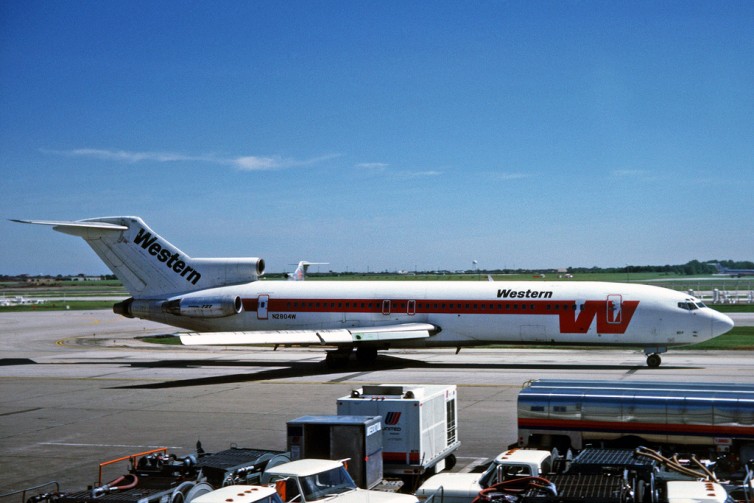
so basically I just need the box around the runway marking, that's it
[624,367,639,377]
[329,371,372,383]
[0,407,42,417]
[39,442,184,449]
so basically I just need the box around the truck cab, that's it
[264,459,418,503]
[415,449,552,503]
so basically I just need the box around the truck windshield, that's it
[299,466,356,501]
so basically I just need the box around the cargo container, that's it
[337,385,459,477]
[287,415,383,489]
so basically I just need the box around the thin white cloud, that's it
[611,169,665,183]
[393,170,442,179]
[44,148,340,171]
[355,162,389,171]
[492,172,531,181]
[60,148,204,163]
[354,162,441,179]
[612,169,650,177]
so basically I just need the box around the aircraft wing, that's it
[179,322,436,346]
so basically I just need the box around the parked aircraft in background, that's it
[0,295,46,306]
[287,261,329,281]
[14,217,733,368]
[711,262,754,277]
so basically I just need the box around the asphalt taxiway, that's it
[1,310,753,496]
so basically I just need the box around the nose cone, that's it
[712,311,734,338]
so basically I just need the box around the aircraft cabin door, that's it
[258,294,269,320]
[607,294,622,324]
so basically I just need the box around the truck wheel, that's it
[445,453,457,470]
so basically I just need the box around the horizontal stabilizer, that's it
[179,323,436,346]
[11,219,128,233]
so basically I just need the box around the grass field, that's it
[0,300,116,311]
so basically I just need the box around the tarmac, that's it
[1,310,753,497]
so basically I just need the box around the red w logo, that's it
[559,299,639,334]
[385,412,402,425]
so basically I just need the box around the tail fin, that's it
[709,262,725,274]
[287,261,328,281]
[12,217,264,298]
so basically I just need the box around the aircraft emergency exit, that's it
[13,216,734,368]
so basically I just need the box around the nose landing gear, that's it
[644,346,667,368]
[646,353,662,368]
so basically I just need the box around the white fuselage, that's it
[17,216,735,359]
[140,280,732,349]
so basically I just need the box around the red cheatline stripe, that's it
[245,297,605,315]
[518,418,754,438]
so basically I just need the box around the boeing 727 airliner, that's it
[13,217,734,367]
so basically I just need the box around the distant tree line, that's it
[310,260,754,277]
[567,260,754,276]
[3,261,753,281]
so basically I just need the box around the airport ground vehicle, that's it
[263,459,419,503]
[287,415,384,489]
[336,385,460,478]
[516,380,754,466]
[419,447,749,503]
[414,449,552,503]
[3,446,291,503]
[191,486,284,503]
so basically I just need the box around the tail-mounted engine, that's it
[193,257,266,284]
[114,296,243,319]
[162,296,243,318]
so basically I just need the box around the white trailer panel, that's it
[337,384,459,475]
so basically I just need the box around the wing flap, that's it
[179,323,435,346]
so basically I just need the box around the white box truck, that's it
[337,385,460,478]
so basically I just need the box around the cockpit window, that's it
[677,302,699,311]
[695,302,707,309]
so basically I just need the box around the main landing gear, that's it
[324,347,379,368]
[644,346,667,368]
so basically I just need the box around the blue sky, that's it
[2,1,752,275]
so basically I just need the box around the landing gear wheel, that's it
[646,353,661,368]
[325,349,351,369]
[355,347,378,364]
